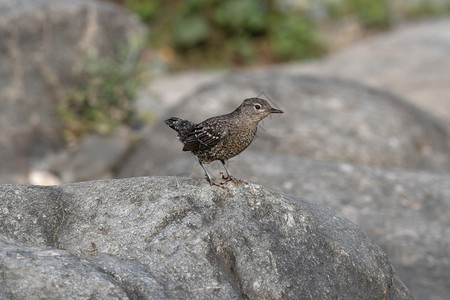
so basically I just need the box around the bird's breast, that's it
[219,124,257,157]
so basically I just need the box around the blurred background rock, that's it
[1,0,449,299]
[0,0,146,184]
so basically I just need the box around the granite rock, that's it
[0,177,412,299]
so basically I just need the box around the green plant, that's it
[405,0,450,19]
[118,0,450,69]
[213,0,266,34]
[59,56,138,142]
[125,0,326,68]
[269,13,325,60]
[125,0,159,22]
[171,15,210,48]
[333,0,391,29]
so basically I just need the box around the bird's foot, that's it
[220,173,248,184]
[206,177,227,189]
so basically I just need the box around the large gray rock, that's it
[0,177,412,299]
[230,152,450,300]
[44,128,133,183]
[118,73,450,179]
[288,18,450,122]
[0,245,131,299]
[125,151,450,300]
[0,0,146,183]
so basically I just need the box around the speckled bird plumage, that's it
[165,97,283,186]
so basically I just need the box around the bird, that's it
[165,97,283,186]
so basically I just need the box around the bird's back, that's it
[182,114,233,152]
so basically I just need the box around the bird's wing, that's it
[182,120,227,151]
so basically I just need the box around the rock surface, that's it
[135,70,224,121]
[226,153,450,300]
[118,73,450,178]
[0,177,412,299]
[45,128,133,183]
[121,150,450,300]
[0,0,146,183]
[288,18,450,122]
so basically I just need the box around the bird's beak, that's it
[270,107,283,113]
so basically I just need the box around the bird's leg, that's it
[199,160,225,188]
[199,160,213,183]
[220,160,232,180]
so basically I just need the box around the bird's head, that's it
[237,98,283,122]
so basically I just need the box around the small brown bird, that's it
[165,98,283,186]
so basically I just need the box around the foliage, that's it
[213,0,266,34]
[329,0,391,29]
[125,0,159,22]
[59,56,138,142]
[269,14,325,60]
[172,15,210,48]
[405,0,450,19]
[349,0,390,28]
[124,0,326,68]
[116,0,450,69]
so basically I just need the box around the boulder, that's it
[0,244,131,299]
[0,177,412,299]
[117,73,450,179]
[0,0,146,183]
[135,70,224,120]
[45,128,133,183]
[125,151,450,300]
[287,18,450,122]
[231,152,450,300]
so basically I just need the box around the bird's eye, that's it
[254,104,261,110]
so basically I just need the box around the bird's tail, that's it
[164,117,195,142]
